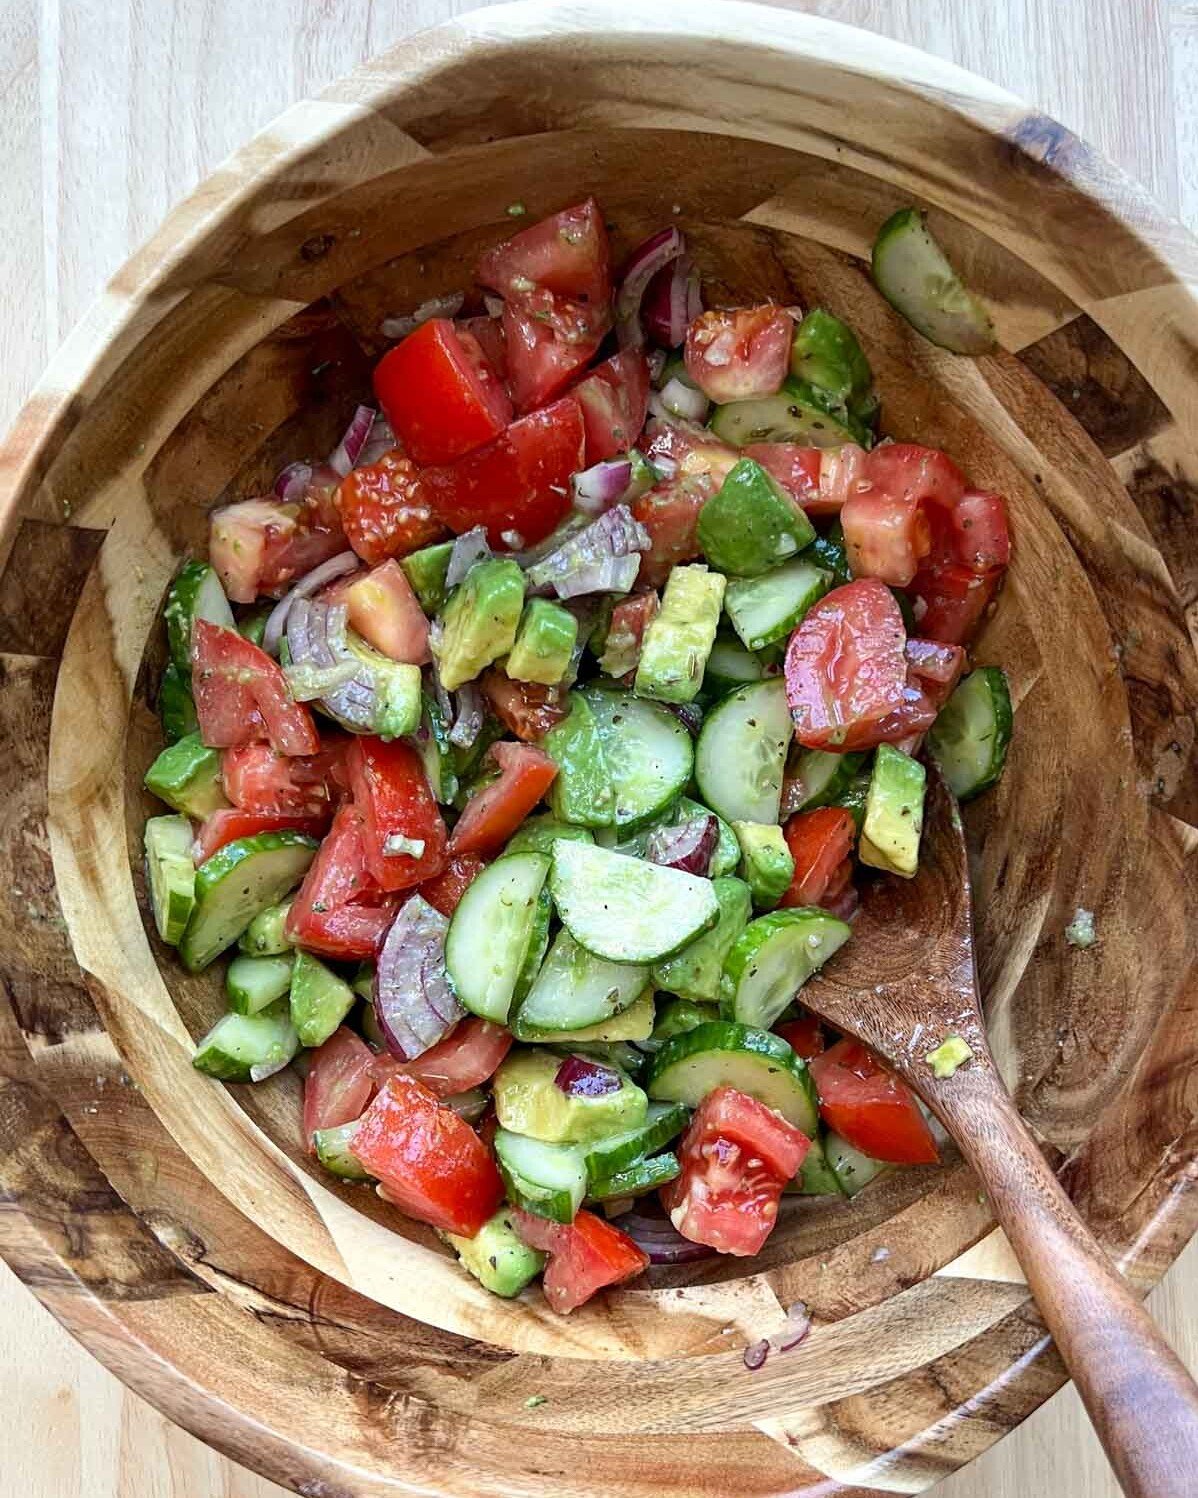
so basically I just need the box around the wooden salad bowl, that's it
[0,4,1195,1493]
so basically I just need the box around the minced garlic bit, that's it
[1065,907,1097,948]
[925,1034,974,1079]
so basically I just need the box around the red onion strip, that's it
[328,405,376,477]
[620,1207,717,1265]
[616,227,685,349]
[373,895,462,1060]
[571,457,634,516]
[554,1055,622,1097]
[262,550,360,657]
[644,814,718,875]
[445,526,493,589]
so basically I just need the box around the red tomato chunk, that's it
[808,1039,940,1166]
[373,318,512,466]
[303,1027,374,1151]
[512,1208,649,1313]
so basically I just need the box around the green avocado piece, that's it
[543,693,616,828]
[493,1047,648,1144]
[237,606,272,648]
[238,900,295,956]
[433,558,525,691]
[144,732,230,818]
[289,949,356,1048]
[859,743,926,878]
[732,821,795,908]
[790,308,875,412]
[440,1207,546,1297]
[506,599,578,687]
[400,539,455,614]
[650,995,722,1042]
[698,458,816,576]
[634,564,726,705]
[651,875,753,1003]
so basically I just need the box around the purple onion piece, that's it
[620,1206,717,1265]
[447,681,485,749]
[572,457,634,516]
[262,550,360,656]
[658,377,709,424]
[644,814,718,876]
[616,226,685,349]
[357,416,397,468]
[743,1339,770,1371]
[523,505,650,600]
[554,1056,622,1097]
[287,599,382,731]
[328,405,376,477]
[646,348,667,385]
[274,460,314,503]
[777,1302,812,1352]
[374,896,462,1060]
[664,701,704,738]
[445,526,492,589]
[644,254,703,347]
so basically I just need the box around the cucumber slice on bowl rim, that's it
[872,207,996,356]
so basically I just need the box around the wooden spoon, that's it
[800,766,1198,1498]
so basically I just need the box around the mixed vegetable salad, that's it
[143,200,1012,1314]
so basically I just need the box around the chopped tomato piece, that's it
[221,740,341,814]
[193,807,328,864]
[192,621,319,756]
[952,490,1010,573]
[344,559,430,664]
[784,580,908,751]
[502,303,601,414]
[450,741,558,856]
[512,1208,649,1314]
[691,1087,809,1180]
[774,1013,826,1060]
[370,1016,512,1097]
[808,1039,940,1165]
[286,803,400,960]
[209,498,346,604]
[372,318,512,466]
[418,853,487,917]
[573,349,651,462]
[346,737,448,892]
[867,444,967,512]
[743,443,822,507]
[480,670,569,742]
[912,562,1000,645]
[336,450,447,566]
[419,397,586,549]
[601,592,659,678]
[477,198,613,344]
[631,474,717,589]
[457,315,508,381]
[841,483,932,587]
[302,1027,374,1151]
[684,305,793,404]
[781,807,857,909]
[642,417,738,485]
[354,1074,503,1236]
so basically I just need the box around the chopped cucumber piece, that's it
[651,996,721,1044]
[440,1208,546,1297]
[226,953,294,1015]
[588,1151,679,1202]
[703,634,766,697]
[695,677,791,824]
[444,852,551,1023]
[549,840,719,965]
[507,599,578,686]
[400,539,455,614]
[412,691,459,806]
[698,459,816,576]
[144,814,196,945]
[652,876,752,1003]
[634,564,725,705]
[526,989,655,1044]
[144,732,230,819]
[724,558,831,652]
[826,1129,887,1197]
[512,929,649,1039]
[238,900,294,956]
[158,663,198,744]
[647,1020,818,1134]
[709,378,865,449]
[787,1129,845,1196]
[289,950,355,1047]
[872,207,996,355]
[581,1100,689,1179]
[192,1003,300,1083]
[513,885,553,1011]
[543,693,615,828]
[722,908,852,1031]
[785,747,867,813]
[579,685,694,831]
[494,1128,588,1223]
[504,813,595,856]
[163,560,234,674]
[433,557,525,691]
[179,831,318,972]
[860,743,926,879]
[313,1121,373,1180]
[493,1048,648,1144]
[732,821,794,908]
[927,667,1012,800]
[790,308,875,413]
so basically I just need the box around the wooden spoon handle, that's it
[941,1077,1198,1498]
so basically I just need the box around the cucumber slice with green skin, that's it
[859,743,926,879]
[647,1020,818,1134]
[543,693,616,828]
[401,540,455,614]
[289,949,356,1048]
[802,522,852,588]
[192,1002,300,1083]
[144,814,196,945]
[237,607,271,648]
[698,459,816,577]
[513,886,552,1009]
[227,953,294,1015]
[163,560,235,674]
[144,732,230,819]
[520,986,655,1044]
[158,663,198,744]
[441,1208,546,1297]
[445,852,551,1024]
[581,1100,690,1179]
[412,691,458,806]
[927,667,1012,800]
[313,1121,373,1180]
[238,900,294,956]
[790,308,874,410]
[826,1129,888,1197]
[786,748,867,813]
[587,1151,680,1203]
[179,831,318,972]
[703,635,766,697]
[724,559,831,652]
[708,379,865,449]
[494,1048,648,1144]
[549,840,719,965]
[695,677,792,825]
[652,876,752,1004]
[494,1128,588,1223]
[722,908,852,1031]
[872,207,996,356]
[512,928,649,1039]
[504,814,595,856]
[785,1129,846,1196]
[579,686,694,832]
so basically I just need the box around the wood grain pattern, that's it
[2,3,1197,1497]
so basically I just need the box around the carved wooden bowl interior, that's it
[1,4,1196,1494]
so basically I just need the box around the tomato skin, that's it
[373,319,511,466]
[573,350,651,462]
[344,559,430,665]
[354,1074,503,1236]
[842,483,932,587]
[419,397,586,548]
[370,1016,512,1097]
[302,1026,374,1151]
[867,444,966,512]
[502,303,601,414]
[193,621,320,756]
[346,737,448,892]
[480,670,569,742]
[780,807,857,909]
[209,498,346,604]
[417,854,487,917]
[286,803,400,960]
[631,474,717,589]
[335,450,447,566]
[743,443,822,506]
[512,1208,649,1314]
[221,740,340,814]
[774,1013,826,1060]
[808,1039,940,1165]
[684,305,793,404]
[952,490,1010,573]
[457,315,508,381]
[450,741,558,856]
[910,562,1000,645]
[477,199,613,344]
[194,808,329,864]
[784,579,908,751]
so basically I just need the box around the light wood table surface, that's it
[2,2,1195,1494]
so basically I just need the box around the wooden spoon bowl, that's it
[1,5,1196,1494]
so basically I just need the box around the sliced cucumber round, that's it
[581,1100,690,1179]
[826,1129,888,1197]
[512,885,552,1009]
[872,208,996,356]
[703,635,765,697]
[313,1121,373,1181]
[647,1020,818,1134]
[580,685,693,831]
[724,559,831,652]
[445,852,551,1024]
[144,814,196,945]
[226,953,294,1015]
[179,831,318,973]
[695,677,792,825]
[549,840,719,965]
[722,908,852,1031]
[512,928,649,1039]
[786,748,867,813]
[530,988,656,1045]
[587,1151,680,1203]
[163,559,235,673]
[927,666,1012,800]
[494,1128,587,1223]
[708,379,864,449]
[192,1002,300,1083]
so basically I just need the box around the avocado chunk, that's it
[289,949,356,1048]
[433,557,525,691]
[859,743,926,879]
[542,693,616,828]
[650,995,721,1042]
[400,539,455,614]
[493,1047,648,1143]
[440,1207,547,1297]
[790,308,875,416]
[534,989,656,1044]
[698,458,816,576]
[504,813,596,856]
[239,899,294,956]
[144,732,230,818]
[651,876,753,1003]
[635,564,726,704]
[732,820,795,908]
[506,599,578,686]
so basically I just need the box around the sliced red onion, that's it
[262,550,360,656]
[357,416,397,468]
[664,701,704,737]
[524,506,650,600]
[658,377,709,423]
[647,348,668,384]
[328,405,376,478]
[554,1056,622,1097]
[447,681,485,750]
[374,895,463,1060]
[274,460,314,503]
[743,1339,770,1371]
[510,513,592,570]
[572,457,634,516]
[445,526,492,589]
[616,227,685,349]
[621,1206,717,1265]
[644,814,718,875]
[380,292,465,341]
[777,1301,812,1352]
[643,254,703,347]
[287,599,382,733]
[283,659,360,701]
